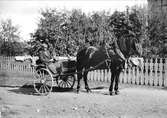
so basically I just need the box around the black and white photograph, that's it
[0,0,167,117]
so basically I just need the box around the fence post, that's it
[159,58,163,86]
[136,66,140,85]
[97,70,100,81]
[104,69,107,82]
[161,59,165,87]
[132,67,136,84]
[94,70,97,81]
[143,59,148,85]
[90,71,92,81]
[119,71,123,84]
[127,67,130,84]
[154,58,158,86]
[102,69,105,82]
[139,59,144,85]
[149,59,153,86]
[165,59,167,87]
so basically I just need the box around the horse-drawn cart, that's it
[33,57,76,95]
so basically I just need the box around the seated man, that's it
[37,44,52,65]
[37,43,61,74]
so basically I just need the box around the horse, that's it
[76,38,143,95]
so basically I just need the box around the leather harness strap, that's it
[105,46,112,69]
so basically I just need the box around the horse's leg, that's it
[109,70,115,95]
[114,70,121,95]
[77,69,83,93]
[83,70,91,93]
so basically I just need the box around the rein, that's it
[105,46,112,68]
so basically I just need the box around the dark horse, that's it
[76,38,142,95]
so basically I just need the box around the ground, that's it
[0,82,167,118]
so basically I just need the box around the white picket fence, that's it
[0,56,167,87]
[88,58,167,87]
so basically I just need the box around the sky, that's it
[0,0,147,41]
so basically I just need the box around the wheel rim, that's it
[57,75,75,89]
[34,68,53,95]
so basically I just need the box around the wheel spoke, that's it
[64,82,67,88]
[65,81,69,88]
[59,81,63,87]
[62,81,65,88]
[67,78,73,82]
[38,85,43,93]
[45,85,50,92]
[43,85,47,93]
[66,81,72,88]
[41,86,44,94]
[62,81,66,88]
[65,82,69,88]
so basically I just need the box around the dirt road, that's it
[0,83,167,118]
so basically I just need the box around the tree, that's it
[30,9,115,56]
[109,8,143,42]
[147,11,167,57]
[131,5,167,57]
[0,19,23,56]
[32,7,167,58]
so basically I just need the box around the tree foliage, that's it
[146,11,167,57]
[134,5,167,58]
[29,6,167,58]
[30,8,144,57]
[0,19,24,56]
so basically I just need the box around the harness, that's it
[105,46,112,69]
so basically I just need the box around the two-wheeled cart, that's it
[33,57,76,95]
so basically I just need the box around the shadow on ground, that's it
[8,84,76,96]
[7,83,107,96]
[161,87,167,91]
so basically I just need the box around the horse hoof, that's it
[109,91,114,96]
[115,91,120,95]
[77,90,80,94]
[87,89,92,93]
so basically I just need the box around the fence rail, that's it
[0,56,167,87]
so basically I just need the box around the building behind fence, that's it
[0,56,167,87]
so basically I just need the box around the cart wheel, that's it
[56,74,75,89]
[34,68,53,95]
